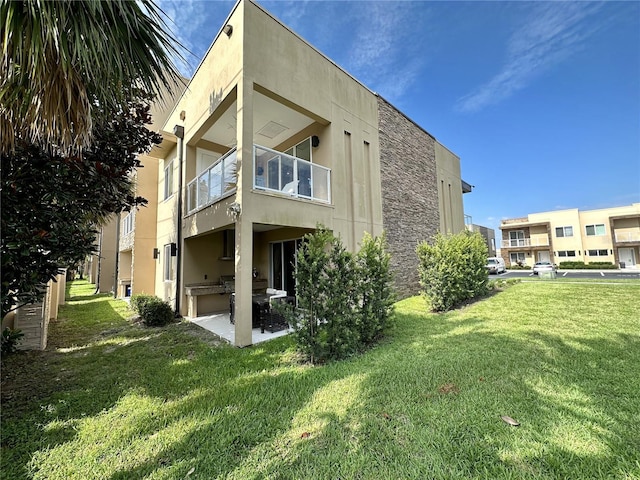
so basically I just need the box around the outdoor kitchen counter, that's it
[185,280,268,317]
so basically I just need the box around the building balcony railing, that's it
[187,148,237,214]
[253,145,331,204]
[501,237,549,248]
[615,231,640,243]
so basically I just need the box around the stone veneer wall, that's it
[377,97,439,298]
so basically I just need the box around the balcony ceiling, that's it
[201,91,315,150]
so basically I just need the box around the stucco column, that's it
[233,77,254,347]
[58,269,66,306]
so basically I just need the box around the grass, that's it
[2,279,639,479]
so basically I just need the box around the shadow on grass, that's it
[2,281,639,479]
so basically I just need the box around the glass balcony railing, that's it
[501,237,550,248]
[615,231,640,243]
[187,148,237,213]
[253,145,331,204]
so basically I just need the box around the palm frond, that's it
[0,0,185,154]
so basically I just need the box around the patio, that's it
[188,311,291,346]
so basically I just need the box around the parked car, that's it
[532,262,557,275]
[486,257,506,274]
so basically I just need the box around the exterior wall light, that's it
[153,248,159,259]
[223,24,233,37]
[227,202,241,220]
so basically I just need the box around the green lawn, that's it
[2,280,639,479]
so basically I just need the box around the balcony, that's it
[615,231,640,243]
[253,145,331,204]
[187,149,237,214]
[501,237,550,248]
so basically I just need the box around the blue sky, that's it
[159,0,640,232]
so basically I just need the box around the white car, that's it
[486,257,506,274]
[532,262,557,275]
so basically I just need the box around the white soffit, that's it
[201,91,314,149]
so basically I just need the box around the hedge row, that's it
[558,261,617,270]
[417,231,488,312]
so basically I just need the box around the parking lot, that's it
[495,269,640,280]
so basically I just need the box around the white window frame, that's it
[509,230,525,247]
[585,224,605,236]
[284,137,312,162]
[510,252,525,265]
[121,212,134,236]
[163,244,174,281]
[587,249,609,257]
[555,226,573,238]
[557,250,577,257]
[164,159,175,200]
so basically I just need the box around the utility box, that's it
[539,271,556,280]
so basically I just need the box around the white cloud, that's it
[456,2,603,113]
[344,2,430,102]
[158,0,234,77]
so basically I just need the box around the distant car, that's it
[532,262,557,275]
[486,257,506,274]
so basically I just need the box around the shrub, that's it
[130,293,155,315]
[559,261,616,270]
[488,278,521,290]
[1,327,24,356]
[132,294,173,327]
[507,264,529,270]
[285,227,395,364]
[356,232,395,346]
[416,231,489,312]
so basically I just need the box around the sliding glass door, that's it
[270,239,301,296]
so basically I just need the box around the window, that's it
[164,160,174,200]
[164,244,174,281]
[508,231,525,247]
[588,249,609,256]
[285,138,312,197]
[555,226,573,237]
[121,212,134,235]
[557,250,576,257]
[284,137,312,162]
[585,224,605,236]
[510,252,525,265]
[270,239,302,296]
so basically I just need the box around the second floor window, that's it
[164,160,174,200]
[555,226,573,237]
[509,230,525,247]
[585,224,605,236]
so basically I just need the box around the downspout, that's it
[173,125,185,317]
[114,213,121,299]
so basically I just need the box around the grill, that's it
[220,275,235,293]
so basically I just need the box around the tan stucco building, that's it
[500,203,640,269]
[117,0,469,346]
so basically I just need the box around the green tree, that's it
[286,228,395,364]
[1,0,183,154]
[356,232,395,346]
[1,92,161,318]
[417,231,488,312]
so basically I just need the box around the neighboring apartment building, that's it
[500,203,640,268]
[467,223,497,257]
[118,0,468,346]
[86,216,118,294]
